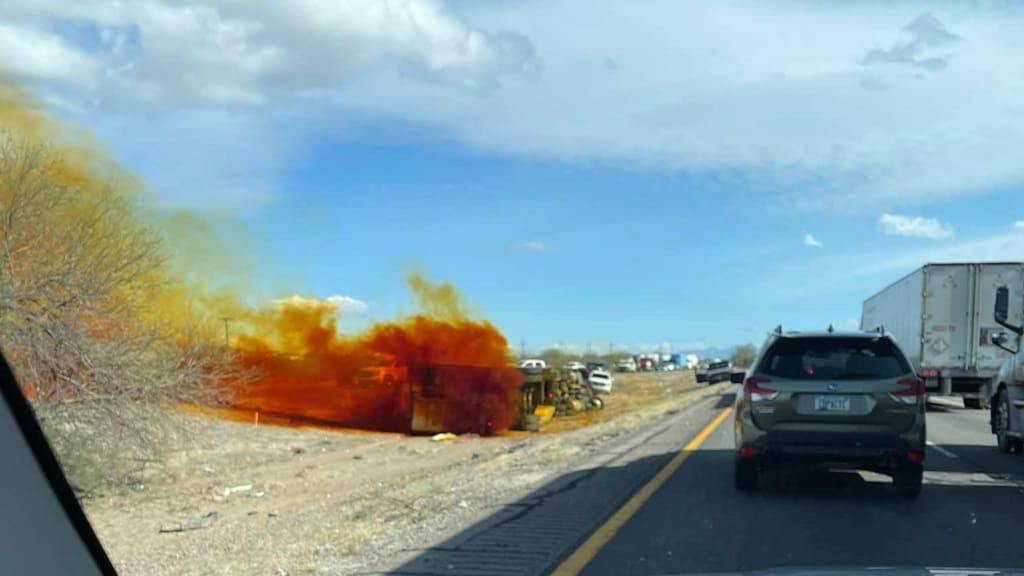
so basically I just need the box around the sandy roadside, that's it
[83,372,733,575]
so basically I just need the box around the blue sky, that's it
[4,0,1024,354]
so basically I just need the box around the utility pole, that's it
[222,317,233,347]
[520,338,526,358]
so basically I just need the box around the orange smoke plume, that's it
[227,273,523,434]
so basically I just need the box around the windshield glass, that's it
[760,337,911,380]
[1,2,1019,575]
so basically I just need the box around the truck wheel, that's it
[520,414,541,432]
[734,458,758,491]
[893,463,922,498]
[995,389,1021,453]
[964,398,984,409]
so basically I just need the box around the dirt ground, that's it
[83,371,727,575]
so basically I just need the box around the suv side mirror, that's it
[994,286,1023,336]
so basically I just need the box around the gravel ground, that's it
[82,372,731,575]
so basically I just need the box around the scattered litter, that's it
[352,454,364,460]
[457,500,469,509]
[200,465,215,474]
[291,447,306,455]
[222,484,253,497]
[268,511,279,518]
[249,491,266,498]
[431,433,457,442]
[275,568,289,576]
[533,405,556,424]
[159,511,218,533]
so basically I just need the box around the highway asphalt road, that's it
[578,394,1024,575]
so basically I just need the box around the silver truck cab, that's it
[988,286,1024,452]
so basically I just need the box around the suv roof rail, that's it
[872,324,886,334]
[774,324,783,335]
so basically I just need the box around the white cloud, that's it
[0,22,99,86]
[803,233,824,248]
[6,1,1024,212]
[676,341,709,352]
[333,2,1024,210]
[839,318,861,331]
[273,294,369,315]
[862,13,960,71]
[548,342,580,353]
[856,230,1024,277]
[878,213,953,239]
[517,240,554,253]
[1014,221,1024,229]
[324,295,370,315]
[2,0,534,107]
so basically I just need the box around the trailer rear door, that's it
[922,265,971,370]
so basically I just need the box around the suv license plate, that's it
[814,396,850,412]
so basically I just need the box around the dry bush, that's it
[0,133,253,492]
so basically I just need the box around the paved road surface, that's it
[581,395,1024,575]
[390,390,1024,575]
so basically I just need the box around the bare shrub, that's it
[0,132,253,492]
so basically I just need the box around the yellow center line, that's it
[551,406,734,576]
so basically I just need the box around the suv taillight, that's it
[890,377,924,405]
[743,376,778,402]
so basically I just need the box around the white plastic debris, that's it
[222,484,253,497]
[431,432,456,442]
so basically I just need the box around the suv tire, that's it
[893,463,922,498]
[734,458,758,491]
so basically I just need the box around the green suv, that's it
[733,329,927,497]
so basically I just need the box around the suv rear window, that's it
[708,361,729,370]
[759,337,911,380]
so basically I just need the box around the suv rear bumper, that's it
[735,409,925,469]
[753,442,919,469]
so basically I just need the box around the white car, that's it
[660,362,676,372]
[615,358,637,372]
[588,369,614,394]
[564,361,586,371]
[519,359,547,369]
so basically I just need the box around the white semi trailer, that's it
[861,262,1024,408]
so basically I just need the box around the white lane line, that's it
[926,440,959,459]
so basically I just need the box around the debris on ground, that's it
[431,432,456,442]
[222,484,253,497]
[534,405,556,424]
[87,371,718,575]
[159,511,218,534]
